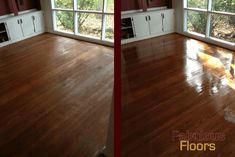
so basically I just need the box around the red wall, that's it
[0,0,41,16]
[17,0,41,11]
[121,0,172,11]
[0,0,11,16]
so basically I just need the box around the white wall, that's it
[40,0,53,32]
[172,0,184,34]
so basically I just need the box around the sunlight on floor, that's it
[198,52,235,90]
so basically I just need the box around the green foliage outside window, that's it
[187,11,207,34]
[187,0,235,42]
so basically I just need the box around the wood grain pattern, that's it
[121,33,235,157]
[0,33,114,157]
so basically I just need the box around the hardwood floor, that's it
[0,33,113,157]
[121,34,235,157]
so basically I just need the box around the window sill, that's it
[187,31,206,38]
[209,37,235,46]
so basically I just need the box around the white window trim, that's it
[51,0,114,46]
[183,0,235,50]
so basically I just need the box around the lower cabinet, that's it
[33,11,45,33]
[148,11,163,36]
[132,14,150,38]
[1,10,45,47]
[121,9,175,44]
[20,15,35,37]
[163,9,174,32]
[6,17,24,42]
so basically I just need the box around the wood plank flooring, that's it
[0,33,113,157]
[121,34,235,157]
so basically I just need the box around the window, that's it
[187,0,207,9]
[77,0,103,11]
[187,10,207,35]
[210,14,235,43]
[104,15,114,40]
[184,0,235,45]
[77,13,102,38]
[56,11,74,33]
[54,0,73,9]
[52,0,114,43]
[212,0,235,13]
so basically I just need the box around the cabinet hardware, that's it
[131,17,137,38]
[145,16,148,21]
[17,20,20,24]
[20,19,23,23]
[148,15,151,21]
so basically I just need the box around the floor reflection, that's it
[224,105,235,124]
[185,39,235,92]
[198,52,235,90]
[185,39,235,123]
[184,40,204,94]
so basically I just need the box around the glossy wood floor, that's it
[0,33,113,157]
[122,34,235,157]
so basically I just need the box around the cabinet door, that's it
[32,12,45,33]
[163,10,174,32]
[148,11,163,35]
[6,18,24,42]
[20,15,35,37]
[132,14,150,38]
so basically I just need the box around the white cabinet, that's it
[132,14,150,38]
[148,11,163,35]
[121,9,175,44]
[1,11,45,46]
[32,11,45,33]
[163,9,174,32]
[20,15,35,37]
[6,17,24,42]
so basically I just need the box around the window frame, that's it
[51,0,114,45]
[183,0,235,48]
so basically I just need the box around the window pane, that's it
[210,14,235,43]
[106,0,114,12]
[212,0,235,13]
[55,0,73,9]
[187,0,207,9]
[56,11,74,33]
[77,13,102,38]
[77,0,103,11]
[105,15,114,40]
[187,11,207,35]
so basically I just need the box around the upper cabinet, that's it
[121,9,175,44]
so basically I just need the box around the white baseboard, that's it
[0,31,45,48]
[121,30,175,44]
